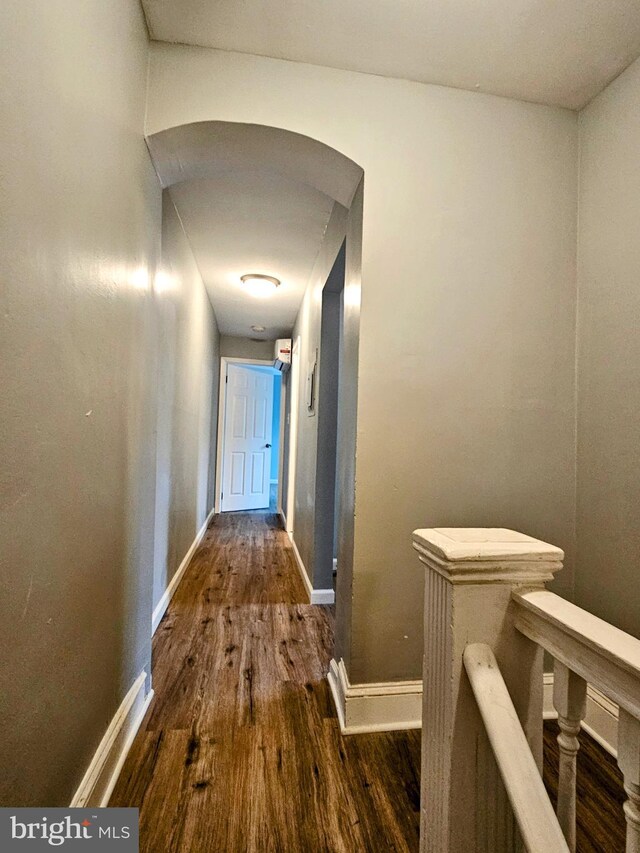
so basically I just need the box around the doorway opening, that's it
[314,241,346,592]
[147,120,363,647]
[215,357,283,513]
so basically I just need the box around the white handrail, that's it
[513,588,640,851]
[463,643,570,853]
[513,589,640,719]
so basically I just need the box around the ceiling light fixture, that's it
[251,325,266,333]
[240,274,280,298]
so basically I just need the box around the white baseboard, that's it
[543,672,618,757]
[323,662,617,748]
[325,663,617,746]
[152,508,215,634]
[328,658,422,735]
[288,534,335,606]
[70,671,153,808]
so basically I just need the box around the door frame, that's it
[285,337,301,536]
[214,356,281,514]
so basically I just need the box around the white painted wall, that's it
[146,44,579,683]
[576,55,640,640]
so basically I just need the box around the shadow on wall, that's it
[152,191,221,614]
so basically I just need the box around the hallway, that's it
[110,510,421,851]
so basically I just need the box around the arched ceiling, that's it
[148,122,362,340]
[141,0,640,110]
[168,173,336,338]
[147,122,363,208]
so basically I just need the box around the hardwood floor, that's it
[543,720,627,853]
[110,510,421,852]
[111,509,628,852]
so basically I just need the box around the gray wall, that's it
[313,250,344,589]
[0,0,160,805]
[220,335,275,361]
[576,55,640,639]
[0,25,596,814]
[350,127,578,683]
[291,203,349,583]
[149,47,580,685]
[153,193,220,610]
[334,185,363,668]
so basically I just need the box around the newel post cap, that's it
[412,527,564,584]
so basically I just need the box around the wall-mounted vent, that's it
[274,338,292,372]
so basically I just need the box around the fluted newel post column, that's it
[412,528,564,853]
[553,662,587,851]
[618,710,640,853]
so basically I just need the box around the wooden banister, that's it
[413,527,564,852]
[464,643,570,853]
[553,661,587,851]
[413,527,640,852]
[513,589,640,719]
[514,588,640,851]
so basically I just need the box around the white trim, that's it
[285,337,301,536]
[288,533,335,605]
[328,658,348,731]
[152,508,215,634]
[70,671,153,808]
[328,658,422,734]
[214,356,274,515]
[543,671,618,757]
[277,374,286,516]
[326,662,619,745]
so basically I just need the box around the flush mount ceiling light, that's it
[240,274,280,298]
[251,324,266,333]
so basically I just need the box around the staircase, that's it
[412,527,640,852]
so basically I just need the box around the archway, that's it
[146,121,364,664]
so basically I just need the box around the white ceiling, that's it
[146,122,363,209]
[149,123,361,342]
[141,0,640,110]
[169,172,335,338]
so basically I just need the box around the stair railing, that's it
[412,527,640,853]
[463,642,569,852]
[514,587,640,852]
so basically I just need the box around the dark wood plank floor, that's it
[543,721,627,852]
[111,509,628,852]
[110,510,421,852]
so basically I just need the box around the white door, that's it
[221,364,274,512]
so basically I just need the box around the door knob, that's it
[265,443,272,448]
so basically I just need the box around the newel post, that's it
[412,528,564,853]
